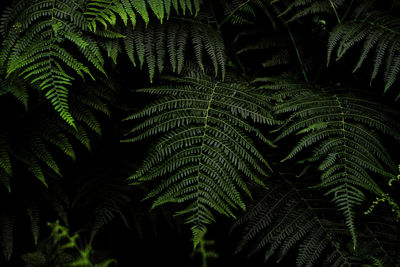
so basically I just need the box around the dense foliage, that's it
[0,0,400,266]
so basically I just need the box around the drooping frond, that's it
[220,0,279,26]
[272,84,400,248]
[0,0,105,126]
[85,0,202,31]
[273,0,346,23]
[123,19,226,82]
[327,11,400,95]
[0,78,113,188]
[235,32,291,69]
[26,205,40,245]
[0,77,28,110]
[0,214,14,261]
[233,180,353,267]
[122,72,277,247]
[70,165,131,243]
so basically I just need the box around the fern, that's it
[274,0,346,23]
[234,177,400,266]
[0,131,11,193]
[233,180,353,267]
[86,0,202,31]
[235,32,292,69]
[70,168,131,243]
[0,77,29,110]
[122,72,277,247]
[26,205,40,245]
[0,214,14,261]
[361,215,400,267]
[222,0,260,25]
[0,0,105,126]
[20,221,117,266]
[273,85,400,248]
[0,77,112,188]
[327,11,400,95]
[123,19,226,82]
[219,0,282,30]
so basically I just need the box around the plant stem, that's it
[287,26,309,82]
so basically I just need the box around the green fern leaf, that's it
[327,12,400,94]
[233,181,352,267]
[272,84,399,248]
[86,0,201,30]
[26,206,40,245]
[0,0,111,126]
[122,19,226,80]
[123,73,276,246]
[275,0,345,23]
[0,214,14,261]
[0,78,29,110]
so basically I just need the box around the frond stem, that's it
[334,94,356,250]
[218,0,252,31]
[194,82,219,225]
[328,0,341,24]
[340,0,354,22]
[286,25,309,82]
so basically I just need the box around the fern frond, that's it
[0,78,29,110]
[274,0,345,23]
[26,205,40,245]
[222,0,258,25]
[236,33,291,70]
[327,11,400,94]
[0,77,113,187]
[86,0,202,31]
[233,181,352,267]
[0,0,105,126]
[0,214,14,261]
[273,85,399,248]
[218,0,278,30]
[0,132,12,181]
[123,73,276,247]
[123,19,226,81]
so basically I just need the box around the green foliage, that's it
[191,230,218,267]
[27,205,40,245]
[0,77,29,110]
[234,178,400,267]
[233,181,353,266]
[86,0,201,31]
[272,83,400,248]
[327,11,400,95]
[0,0,105,126]
[0,77,112,188]
[0,214,14,261]
[21,221,117,267]
[275,0,345,23]
[1,0,400,265]
[123,19,225,82]
[70,168,131,243]
[235,32,292,69]
[362,257,385,267]
[365,165,400,220]
[122,72,276,247]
